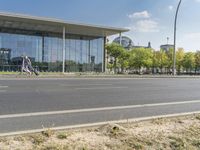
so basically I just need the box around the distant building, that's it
[132,42,152,49]
[0,12,128,72]
[113,36,134,49]
[113,36,152,50]
[160,44,174,52]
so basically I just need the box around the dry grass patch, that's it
[0,114,200,150]
[195,114,200,120]
[56,132,68,140]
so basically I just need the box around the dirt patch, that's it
[0,114,200,150]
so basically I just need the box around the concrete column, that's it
[119,32,122,45]
[62,26,66,73]
[103,37,106,72]
[42,36,45,62]
[104,37,107,73]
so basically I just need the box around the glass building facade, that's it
[0,29,104,72]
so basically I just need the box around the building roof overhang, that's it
[0,12,129,37]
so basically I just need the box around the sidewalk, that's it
[0,72,200,79]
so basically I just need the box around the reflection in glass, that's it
[0,30,104,72]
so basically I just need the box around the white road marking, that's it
[75,86,128,90]
[0,100,200,119]
[0,86,8,93]
[0,90,7,93]
[59,83,113,87]
[0,111,200,137]
[0,86,8,88]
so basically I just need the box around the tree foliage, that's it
[106,44,200,74]
[195,51,200,72]
[182,52,195,72]
[106,43,125,73]
[165,48,173,71]
[160,49,169,73]
[118,50,130,72]
[129,48,153,71]
[176,48,185,74]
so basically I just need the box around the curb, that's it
[0,111,199,137]
[1,74,200,79]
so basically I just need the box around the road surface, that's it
[0,78,200,135]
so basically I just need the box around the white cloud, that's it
[127,10,159,33]
[195,0,200,2]
[168,5,174,11]
[127,19,159,33]
[135,19,159,32]
[128,11,150,19]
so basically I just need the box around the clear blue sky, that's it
[0,0,199,51]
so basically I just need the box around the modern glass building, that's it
[0,12,128,72]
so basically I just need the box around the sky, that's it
[0,0,199,51]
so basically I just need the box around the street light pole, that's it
[173,0,182,76]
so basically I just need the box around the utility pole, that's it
[173,0,182,76]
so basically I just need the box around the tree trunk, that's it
[114,59,117,74]
[160,65,163,74]
[121,66,124,74]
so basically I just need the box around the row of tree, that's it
[106,43,200,74]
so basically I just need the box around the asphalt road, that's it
[0,78,200,134]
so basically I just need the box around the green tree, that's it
[153,49,168,74]
[165,48,173,73]
[182,52,195,73]
[118,50,130,73]
[129,48,153,73]
[176,48,185,74]
[195,51,200,73]
[106,43,125,73]
[152,51,160,73]
[106,63,114,71]
[160,49,168,74]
